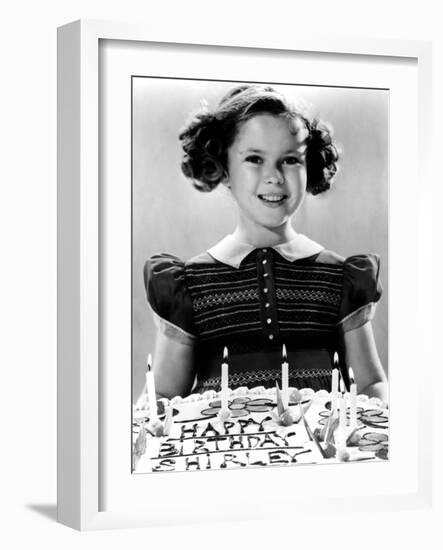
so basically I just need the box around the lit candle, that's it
[281,344,289,409]
[349,367,357,430]
[339,377,346,411]
[326,360,339,445]
[331,368,339,414]
[145,354,158,422]
[221,346,229,411]
[337,379,347,450]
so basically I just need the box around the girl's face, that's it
[225,114,308,237]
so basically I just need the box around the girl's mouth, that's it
[258,193,288,205]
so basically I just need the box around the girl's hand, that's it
[359,381,389,409]
[152,330,196,399]
[343,322,388,405]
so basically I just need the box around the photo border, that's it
[57,19,433,530]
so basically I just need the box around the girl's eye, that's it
[245,155,263,164]
[283,156,300,165]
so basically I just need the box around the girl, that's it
[143,84,388,403]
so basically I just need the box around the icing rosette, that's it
[148,419,166,437]
[358,432,388,455]
[202,396,274,418]
[358,409,389,429]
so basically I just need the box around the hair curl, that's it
[179,84,339,195]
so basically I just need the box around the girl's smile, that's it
[257,193,288,206]
[224,113,308,244]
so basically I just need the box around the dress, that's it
[144,234,382,393]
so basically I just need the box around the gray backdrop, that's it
[132,78,389,401]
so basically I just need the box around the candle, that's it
[333,352,339,368]
[145,354,158,422]
[340,377,349,426]
[221,346,229,411]
[281,344,289,409]
[331,368,339,413]
[326,361,340,445]
[349,367,357,430]
[335,406,350,461]
[337,391,347,451]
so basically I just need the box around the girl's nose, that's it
[265,171,284,185]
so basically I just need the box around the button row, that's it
[258,249,274,342]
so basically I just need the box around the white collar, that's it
[207,233,324,268]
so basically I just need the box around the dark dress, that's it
[144,248,382,393]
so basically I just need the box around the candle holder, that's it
[132,421,147,468]
[336,446,351,462]
[346,425,363,447]
[147,403,174,437]
[317,409,339,444]
[272,385,311,426]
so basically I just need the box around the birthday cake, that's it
[132,386,389,473]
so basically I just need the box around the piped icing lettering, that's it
[185,456,201,471]
[193,439,211,454]
[245,452,267,467]
[222,421,235,435]
[158,442,182,457]
[133,387,389,474]
[246,435,261,449]
[152,459,176,472]
[229,435,245,450]
[200,422,220,438]
[237,417,262,434]
[220,453,247,469]
[206,435,227,451]
[259,433,281,448]
[180,423,198,440]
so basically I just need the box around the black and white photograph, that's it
[3,0,437,540]
[131,78,389,474]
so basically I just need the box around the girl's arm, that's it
[343,322,388,405]
[152,329,196,399]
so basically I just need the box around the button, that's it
[262,259,267,265]
[265,302,270,308]
[266,318,272,324]
[262,248,268,253]
[263,273,269,278]
[268,334,274,340]
[263,288,268,294]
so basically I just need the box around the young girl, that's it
[143,84,388,403]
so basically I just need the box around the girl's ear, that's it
[221,171,230,188]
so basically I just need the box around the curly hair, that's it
[179,84,339,195]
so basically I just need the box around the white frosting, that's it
[133,385,389,473]
[134,386,386,418]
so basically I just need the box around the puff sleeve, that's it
[143,254,196,344]
[337,254,383,333]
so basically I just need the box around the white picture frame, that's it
[57,19,433,531]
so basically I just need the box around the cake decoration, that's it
[348,367,358,430]
[133,385,389,473]
[281,344,289,409]
[132,351,389,473]
[217,346,231,421]
[201,397,274,418]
